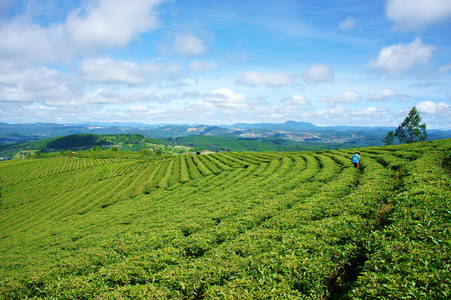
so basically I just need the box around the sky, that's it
[0,0,450,129]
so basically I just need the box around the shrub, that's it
[442,150,451,172]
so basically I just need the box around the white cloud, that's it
[0,63,60,87]
[290,95,310,106]
[172,34,206,56]
[0,60,166,108]
[367,89,398,101]
[301,64,333,83]
[236,71,293,87]
[367,38,436,76]
[72,88,164,107]
[80,58,181,84]
[80,58,142,84]
[187,88,248,111]
[351,107,389,116]
[416,101,450,114]
[309,105,390,126]
[431,63,451,75]
[189,60,217,72]
[386,0,451,31]
[122,89,162,102]
[0,20,64,62]
[318,91,361,103]
[0,0,163,63]
[338,16,356,31]
[128,104,165,114]
[282,95,311,108]
[0,86,33,102]
[129,104,151,112]
[66,0,162,50]
[0,64,75,104]
[79,89,121,105]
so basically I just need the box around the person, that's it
[352,151,360,169]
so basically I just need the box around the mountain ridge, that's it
[1,121,450,149]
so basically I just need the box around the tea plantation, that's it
[0,139,450,299]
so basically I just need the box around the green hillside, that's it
[0,134,173,157]
[0,140,450,299]
[173,135,354,152]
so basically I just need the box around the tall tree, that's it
[383,130,395,145]
[395,106,427,144]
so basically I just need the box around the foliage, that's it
[391,106,427,144]
[139,148,153,156]
[173,134,374,152]
[0,139,450,299]
[383,130,395,145]
[442,150,451,172]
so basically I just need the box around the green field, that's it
[0,139,450,299]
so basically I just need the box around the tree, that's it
[384,106,427,145]
[139,148,153,156]
[396,106,427,143]
[383,131,395,145]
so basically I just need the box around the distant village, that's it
[239,130,362,143]
[0,156,27,161]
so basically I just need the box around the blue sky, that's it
[0,0,450,128]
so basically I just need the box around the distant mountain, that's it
[226,121,396,133]
[228,121,318,131]
[74,122,206,128]
[1,121,451,149]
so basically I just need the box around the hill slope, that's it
[0,140,450,299]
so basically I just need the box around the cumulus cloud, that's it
[385,0,451,31]
[351,107,389,116]
[367,89,398,101]
[71,88,164,107]
[367,38,436,76]
[172,34,206,56]
[128,104,164,114]
[318,91,360,103]
[189,60,217,72]
[0,20,64,62]
[309,105,390,126]
[80,58,181,84]
[0,0,163,63]
[282,95,311,109]
[129,104,151,112]
[290,95,310,106]
[122,89,163,103]
[338,16,356,31]
[0,86,33,102]
[416,101,450,114]
[0,60,168,108]
[301,64,333,83]
[0,63,74,104]
[66,0,162,50]
[80,58,142,85]
[236,71,293,87]
[187,88,248,111]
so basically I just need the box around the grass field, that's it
[0,139,450,299]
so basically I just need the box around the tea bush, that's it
[0,139,450,299]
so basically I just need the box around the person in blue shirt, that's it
[352,151,360,169]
